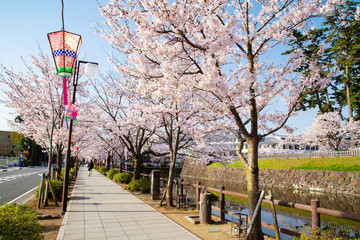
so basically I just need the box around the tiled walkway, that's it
[57,167,201,240]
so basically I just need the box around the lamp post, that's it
[61,60,98,213]
[47,0,98,213]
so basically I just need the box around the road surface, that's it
[0,166,48,205]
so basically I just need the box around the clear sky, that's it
[0,0,112,131]
[0,0,321,135]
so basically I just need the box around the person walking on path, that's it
[87,160,94,177]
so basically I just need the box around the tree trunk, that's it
[55,149,62,180]
[165,155,176,206]
[246,140,264,240]
[119,158,123,173]
[133,156,141,179]
[345,76,353,119]
[106,151,111,170]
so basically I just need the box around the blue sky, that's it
[0,0,112,131]
[0,0,321,135]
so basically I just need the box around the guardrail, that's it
[128,170,360,238]
[179,180,360,238]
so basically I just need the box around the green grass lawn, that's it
[208,156,360,172]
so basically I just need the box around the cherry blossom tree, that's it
[303,111,360,151]
[0,49,70,178]
[132,74,209,206]
[0,49,95,179]
[98,0,342,238]
[89,72,158,179]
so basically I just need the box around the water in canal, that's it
[180,177,360,239]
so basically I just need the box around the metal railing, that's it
[0,156,13,168]
[179,180,360,238]
[125,170,360,238]
[259,149,360,159]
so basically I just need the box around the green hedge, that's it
[98,166,107,175]
[107,169,119,180]
[113,172,132,184]
[60,169,73,183]
[159,163,167,168]
[69,167,76,177]
[126,178,150,193]
[0,203,43,240]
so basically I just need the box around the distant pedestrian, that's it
[87,160,94,177]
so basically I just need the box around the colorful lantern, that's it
[48,31,82,77]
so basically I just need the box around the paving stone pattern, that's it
[57,168,201,240]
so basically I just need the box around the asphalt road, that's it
[0,166,48,205]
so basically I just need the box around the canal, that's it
[180,177,360,239]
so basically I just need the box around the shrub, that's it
[35,178,63,200]
[144,163,152,168]
[60,169,73,183]
[98,166,107,175]
[50,178,63,199]
[159,163,167,168]
[0,203,43,240]
[126,178,150,193]
[94,165,99,170]
[295,228,345,240]
[69,167,76,177]
[107,169,119,180]
[113,172,132,184]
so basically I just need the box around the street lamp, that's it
[48,0,98,213]
[60,59,98,213]
[47,1,98,212]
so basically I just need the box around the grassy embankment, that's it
[208,156,360,172]
[208,156,360,228]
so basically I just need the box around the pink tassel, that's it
[63,77,68,105]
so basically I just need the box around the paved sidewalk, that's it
[57,167,201,240]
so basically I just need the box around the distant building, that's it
[206,131,319,156]
[0,131,16,156]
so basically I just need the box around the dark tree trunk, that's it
[133,156,142,179]
[246,140,263,240]
[106,152,111,170]
[55,147,62,180]
[165,155,176,206]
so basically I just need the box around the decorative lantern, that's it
[48,31,82,77]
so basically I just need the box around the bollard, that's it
[220,186,225,221]
[311,199,320,233]
[200,193,212,224]
[151,170,160,200]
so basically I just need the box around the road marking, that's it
[8,186,38,204]
[0,170,46,184]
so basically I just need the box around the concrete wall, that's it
[181,159,360,196]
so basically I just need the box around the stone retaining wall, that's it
[181,160,360,195]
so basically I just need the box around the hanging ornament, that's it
[64,103,78,128]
